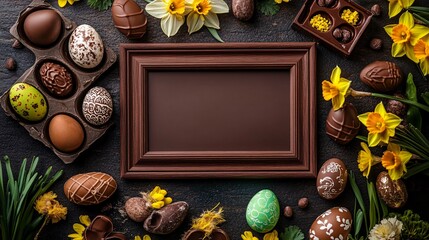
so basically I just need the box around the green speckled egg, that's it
[9,83,47,122]
[246,189,280,233]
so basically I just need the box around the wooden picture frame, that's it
[120,43,317,179]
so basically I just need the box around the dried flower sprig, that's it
[34,191,67,239]
[191,204,225,238]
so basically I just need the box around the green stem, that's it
[33,216,48,240]
[350,89,429,112]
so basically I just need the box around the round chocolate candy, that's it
[23,9,62,47]
[82,87,113,126]
[376,171,408,208]
[360,61,403,92]
[39,62,73,97]
[325,103,360,144]
[111,0,147,39]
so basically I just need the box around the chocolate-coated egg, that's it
[326,103,360,144]
[39,62,73,97]
[317,158,348,200]
[144,201,189,234]
[69,24,104,69]
[246,189,280,233]
[64,172,117,205]
[309,207,352,240]
[9,83,47,122]
[82,87,113,126]
[360,61,403,92]
[23,9,62,47]
[376,171,408,208]
[49,114,84,152]
[111,0,147,39]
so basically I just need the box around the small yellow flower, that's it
[310,14,331,32]
[146,0,191,37]
[357,142,381,178]
[341,9,359,26]
[149,186,173,209]
[414,37,429,76]
[321,66,351,110]
[48,204,68,223]
[68,215,91,240]
[384,11,429,62]
[381,143,412,180]
[35,191,58,214]
[241,231,259,240]
[274,0,290,4]
[134,235,151,240]
[58,0,79,8]
[387,0,414,18]
[186,0,229,34]
[263,230,279,240]
[358,102,402,147]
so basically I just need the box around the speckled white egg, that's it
[68,24,104,69]
[82,86,113,125]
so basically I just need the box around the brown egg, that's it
[309,207,352,240]
[325,103,360,144]
[317,158,348,200]
[360,61,403,92]
[111,0,147,39]
[48,114,84,152]
[376,171,408,208]
[64,172,117,205]
[23,9,62,47]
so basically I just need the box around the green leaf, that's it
[257,0,280,16]
[421,92,429,105]
[279,226,305,240]
[354,209,364,238]
[87,0,113,11]
[405,73,417,102]
[406,107,422,130]
[207,27,224,43]
[413,13,429,26]
[349,171,369,234]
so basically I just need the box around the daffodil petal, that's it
[68,0,75,5]
[337,78,351,95]
[58,0,67,7]
[399,11,414,28]
[73,223,86,234]
[146,1,169,19]
[387,142,400,152]
[402,0,415,8]
[203,11,220,29]
[388,169,402,180]
[210,0,229,14]
[134,236,142,240]
[420,58,429,76]
[374,102,387,116]
[161,14,184,37]
[384,24,394,37]
[330,66,341,84]
[399,151,413,164]
[384,113,402,129]
[80,215,91,227]
[388,0,402,18]
[410,24,429,46]
[143,235,152,240]
[187,12,204,34]
[358,112,369,125]
[331,94,345,110]
[368,132,382,147]
[392,42,406,57]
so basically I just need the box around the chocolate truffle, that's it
[360,61,403,92]
[111,0,147,39]
[23,9,62,47]
[39,62,73,97]
[326,103,360,144]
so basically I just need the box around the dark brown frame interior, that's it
[120,43,317,179]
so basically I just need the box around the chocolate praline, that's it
[23,9,62,47]
[39,62,73,97]
[325,103,360,144]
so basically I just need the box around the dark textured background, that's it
[1,0,429,239]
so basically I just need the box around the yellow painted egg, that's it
[9,83,47,122]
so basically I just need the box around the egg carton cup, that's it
[292,0,373,56]
[0,0,116,164]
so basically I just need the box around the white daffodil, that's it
[186,0,229,34]
[146,0,191,37]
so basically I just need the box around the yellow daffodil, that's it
[414,37,429,75]
[68,215,91,240]
[146,0,191,37]
[241,231,259,240]
[186,0,229,34]
[149,186,173,209]
[321,66,351,110]
[358,102,402,147]
[35,191,67,223]
[58,0,79,7]
[274,0,290,4]
[387,0,414,18]
[357,142,381,178]
[381,143,412,180]
[263,230,279,240]
[384,11,429,62]
[134,235,151,240]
